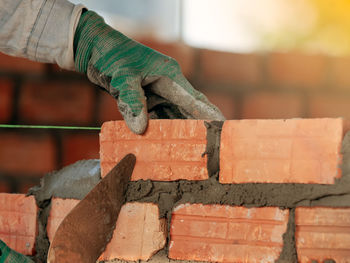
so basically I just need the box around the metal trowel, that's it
[47,154,136,263]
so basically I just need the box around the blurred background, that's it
[1,0,350,192]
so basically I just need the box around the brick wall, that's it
[1,38,350,192]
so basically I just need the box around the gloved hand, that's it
[74,11,225,134]
[0,240,34,263]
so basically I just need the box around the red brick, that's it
[18,182,39,194]
[330,56,350,89]
[200,50,261,85]
[0,194,38,255]
[138,39,194,77]
[242,92,303,119]
[0,181,11,193]
[267,52,327,89]
[62,133,99,166]
[100,120,208,180]
[97,91,123,125]
[46,198,80,242]
[220,118,343,184]
[309,94,350,119]
[0,53,45,73]
[0,79,13,122]
[169,204,288,262]
[296,207,350,262]
[99,202,166,261]
[19,80,94,125]
[202,90,235,119]
[0,133,56,174]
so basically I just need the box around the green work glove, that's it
[74,11,225,134]
[0,240,34,263]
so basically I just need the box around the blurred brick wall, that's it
[1,39,350,193]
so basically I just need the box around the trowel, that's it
[47,154,136,263]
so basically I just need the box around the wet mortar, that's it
[29,121,350,263]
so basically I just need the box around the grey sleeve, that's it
[0,0,84,70]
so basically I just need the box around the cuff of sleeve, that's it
[26,0,85,70]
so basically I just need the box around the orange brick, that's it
[0,133,56,175]
[0,194,38,255]
[100,120,208,180]
[220,119,343,184]
[200,50,261,86]
[309,94,350,119]
[169,204,288,262]
[267,52,326,89]
[99,202,166,261]
[46,198,79,242]
[330,56,350,90]
[296,207,350,262]
[242,92,303,119]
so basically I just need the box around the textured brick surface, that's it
[100,120,208,180]
[0,194,38,255]
[296,207,350,262]
[0,79,13,122]
[242,92,303,119]
[19,80,94,125]
[46,198,79,242]
[62,133,100,166]
[220,118,343,184]
[100,202,166,261]
[169,204,288,262]
[0,133,56,174]
[267,52,326,88]
[200,50,261,85]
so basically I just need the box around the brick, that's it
[309,94,350,119]
[62,133,100,166]
[169,204,288,262]
[0,194,38,255]
[242,92,303,119]
[0,180,11,193]
[267,52,327,89]
[138,39,194,77]
[330,56,350,89]
[18,182,39,194]
[19,80,94,125]
[220,118,343,184]
[47,198,80,242]
[0,133,56,175]
[0,79,13,122]
[97,91,123,125]
[100,120,208,180]
[200,50,261,85]
[99,202,166,261]
[202,90,235,119]
[0,53,45,73]
[296,207,350,262]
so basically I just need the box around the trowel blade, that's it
[47,154,136,263]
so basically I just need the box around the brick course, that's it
[0,79,13,122]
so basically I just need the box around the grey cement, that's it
[29,122,350,263]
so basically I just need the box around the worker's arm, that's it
[0,0,225,134]
[0,0,83,69]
